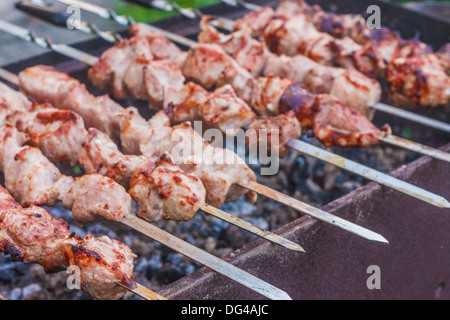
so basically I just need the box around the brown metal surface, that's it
[158,144,450,300]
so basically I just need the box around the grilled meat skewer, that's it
[16,67,259,208]
[85,24,388,148]
[231,1,450,108]
[0,78,307,253]
[0,90,206,222]
[198,15,381,119]
[0,183,139,300]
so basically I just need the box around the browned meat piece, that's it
[122,58,185,109]
[0,181,136,301]
[276,0,372,44]
[62,174,132,226]
[5,145,65,207]
[119,109,173,161]
[249,76,294,116]
[128,23,184,62]
[330,67,381,119]
[199,16,270,77]
[182,44,293,116]
[0,124,63,207]
[262,14,318,57]
[79,128,150,188]
[397,39,432,59]
[0,185,21,213]
[118,107,152,155]
[263,54,381,118]
[129,153,206,223]
[233,6,276,37]
[88,38,138,98]
[0,204,71,272]
[261,13,380,77]
[18,65,124,143]
[280,84,389,147]
[0,125,28,172]
[166,81,208,125]
[8,106,87,165]
[0,82,32,126]
[386,54,450,108]
[139,121,257,208]
[181,43,254,101]
[200,85,256,133]
[263,54,340,93]
[63,234,136,300]
[89,24,184,103]
[312,94,387,147]
[246,111,302,157]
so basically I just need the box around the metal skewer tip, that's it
[287,139,450,210]
[241,180,389,244]
[201,204,306,252]
[116,280,167,300]
[371,103,450,134]
[378,134,450,164]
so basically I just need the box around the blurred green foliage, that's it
[113,0,220,23]
[113,0,449,23]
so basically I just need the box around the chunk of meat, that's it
[79,128,150,188]
[122,59,185,109]
[18,65,124,143]
[129,153,206,222]
[5,145,62,207]
[128,23,184,62]
[233,6,276,37]
[9,106,87,165]
[166,81,208,125]
[436,43,450,75]
[248,76,294,116]
[200,85,256,133]
[139,121,257,208]
[386,54,450,108]
[63,235,136,300]
[62,174,132,226]
[0,82,32,126]
[246,111,302,157]
[279,84,389,147]
[199,16,270,77]
[181,43,254,101]
[0,205,71,272]
[330,67,381,119]
[312,94,387,147]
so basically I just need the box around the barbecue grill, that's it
[0,0,448,300]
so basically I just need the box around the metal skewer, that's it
[121,214,292,300]
[16,1,123,43]
[118,281,165,300]
[126,0,450,134]
[117,280,167,300]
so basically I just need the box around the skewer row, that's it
[4,7,447,211]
